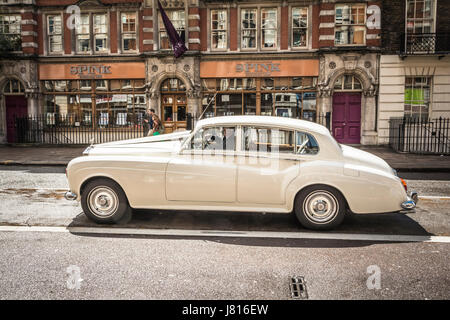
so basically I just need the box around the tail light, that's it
[400,178,407,192]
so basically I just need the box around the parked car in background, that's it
[65,116,418,230]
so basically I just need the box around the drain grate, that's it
[290,276,308,299]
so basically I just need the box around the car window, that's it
[295,131,319,155]
[243,127,294,153]
[190,126,236,151]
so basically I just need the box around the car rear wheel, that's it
[294,185,346,230]
[81,178,131,224]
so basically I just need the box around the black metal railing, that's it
[401,33,450,55]
[14,113,146,145]
[389,117,450,155]
[14,112,331,145]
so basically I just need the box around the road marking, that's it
[419,196,450,201]
[0,225,449,243]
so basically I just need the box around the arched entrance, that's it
[160,78,187,133]
[332,75,363,144]
[3,79,27,143]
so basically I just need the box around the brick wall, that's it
[381,0,405,53]
[20,11,38,55]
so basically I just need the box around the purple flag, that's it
[158,0,187,58]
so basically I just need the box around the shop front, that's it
[199,60,320,123]
[37,62,147,143]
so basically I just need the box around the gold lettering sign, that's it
[235,63,281,77]
[39,63,146,80]
[200,60,319,78]
[69,65,112,79]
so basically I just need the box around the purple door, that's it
[5,95,28,143]
[332,93,361,144]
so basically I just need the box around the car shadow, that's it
[67,208,433,249]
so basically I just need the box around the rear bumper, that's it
[401,191,419,210]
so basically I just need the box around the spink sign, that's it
[70,65,112,79]
[235,63,281,76]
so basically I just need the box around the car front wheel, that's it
[294,185,346,230]
[81,178,131,224]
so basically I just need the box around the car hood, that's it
[340,145,393,174]
[85,131,191,157]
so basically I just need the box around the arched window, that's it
[160,78,186,92]
[334,75,362,91]
[3,79,25,94]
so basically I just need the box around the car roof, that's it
[196,116,331,136]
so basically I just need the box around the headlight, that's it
[392,168,398,176]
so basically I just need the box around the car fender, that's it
[286,160,407,214]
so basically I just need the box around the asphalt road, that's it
[0,165,449,300]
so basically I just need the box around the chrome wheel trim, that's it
[302,190,339,224]
[87,186,119,218]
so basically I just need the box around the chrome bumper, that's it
[401,191,419,210]
[64,191,77,201]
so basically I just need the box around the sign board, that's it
[39,62,146,80]
[200,60,319,78]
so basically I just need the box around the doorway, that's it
[332,92,361,144]
[160,78,187,133]
[3,79,28,143]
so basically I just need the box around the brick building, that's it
[0,0,446,146]
[378,0,450,145]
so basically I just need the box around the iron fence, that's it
[14,113,145,144]
[401,33,450,55]
[14,112,330,145]
[389,117,450,155]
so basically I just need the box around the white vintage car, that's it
[65,116,418,230]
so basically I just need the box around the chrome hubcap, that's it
[87,186,119,218]
[303,190,339,224]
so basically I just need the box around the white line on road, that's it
[0,225,449,243]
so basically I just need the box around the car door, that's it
[236,126,300,205]
[165,126,238,203]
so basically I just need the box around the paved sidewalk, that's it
[0,145,449,171]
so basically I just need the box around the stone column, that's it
[361,90,378,145]
[26,91,40,115]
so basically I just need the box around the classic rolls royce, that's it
[65,116,418,230]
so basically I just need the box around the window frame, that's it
[75,13,91,54]
[47,14,63,54]
[334,3,367,46]
[405,0,436,35]
[240,125,320,157]
[93,13,109,53]
[240,8,258,51]
[291,7,308,49]
[121,12,138,53]
[201,77,318,121]
[404,76,432,121]
[158,9,186,51]
[260,7,278,50]
[0,14,22,52]
[210,9,228,51]
[41,79,147,126]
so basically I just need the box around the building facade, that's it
[379,0,450,145]
[0,0,448,145]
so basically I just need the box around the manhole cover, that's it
[290,276,308,299]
